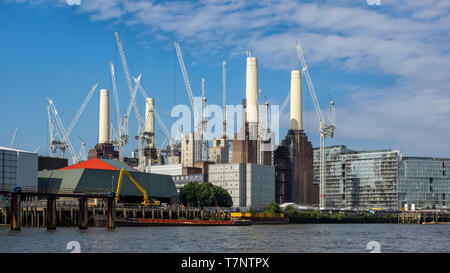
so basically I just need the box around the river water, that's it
[0,224,448,253]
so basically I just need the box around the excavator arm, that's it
[115,167,160,206]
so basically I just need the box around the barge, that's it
[94,215,252,227]
[231,212,289,224]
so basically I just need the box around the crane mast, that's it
[201,78,208,161]
[222,60,227,138]
[174,42,203,162]
[109,62,126,161]
[47,98,78,164]
[294,40,336,209]
[65,83,98,138]
[114,32,147,170]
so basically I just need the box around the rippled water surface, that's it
[1,224,449,253]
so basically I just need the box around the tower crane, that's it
[47,97,78,164]
[47,83,98,162]
[222,60,227,139]
[48,106,65,157]
[114,32,146,170]
[77,136,87,162]
[109,62,127,161]
[294,40,336,209]
[65,83,98,138]
[174,42,203,162]
[201,78,208,161]
[10,128,18,148]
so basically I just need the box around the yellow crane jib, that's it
[115,167,160,206]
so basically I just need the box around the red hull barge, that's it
[94,216,252,227]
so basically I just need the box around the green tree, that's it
[181,182,232,207]
[283,205,296,217]
[265,202,281,213]
[181,182,201,207]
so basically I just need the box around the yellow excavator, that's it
[115,167,160,206]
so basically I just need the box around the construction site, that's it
[1,31,449,232]
[16,33,328,210]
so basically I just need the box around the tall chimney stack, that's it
[98,89,110,144]
[289,70,302,131]
[246,57,258,124]
[145,97,155,148]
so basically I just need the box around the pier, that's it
[0,185,115,232]
[0,185,231,231]
[398,211,450,224]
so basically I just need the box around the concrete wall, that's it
[146,164,183,176]
[208,163,275,210]
[246,164,275,210]
[208,163,245,208]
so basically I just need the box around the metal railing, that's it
[0,184,111,196]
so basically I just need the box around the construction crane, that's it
[135,79,178,158]
[201,78,208,161]
[65,83,98,138]
[109,62,127,161]
[114,32,146,170]
[77,136,87,162]
[222,60,227,139]
[115,167,160,206]
[174,42,202,162]
[10,128,18,148]
[47,97,78,164]
[47,83,98,161]
[294,40,336,209]
[48,106,65,157]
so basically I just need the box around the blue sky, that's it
[0,0,449,161]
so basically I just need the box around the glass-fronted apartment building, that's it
[314,146,450,210]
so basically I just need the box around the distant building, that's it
[0,146,38,192]
[274,130,317,206]
[38,156,68,171]
[398,157,450,209]
[181,132,202,167]
[146,163,207,193]
[315,145,450,210]
[208,163,275,210]
[172,174,207,193]
[209,137,230,164]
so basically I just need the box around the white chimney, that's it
[289,70,302,130]
[246,56,258,124]
[98,89,110,143]
[145,98,155,148]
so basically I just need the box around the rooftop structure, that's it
[38,158,178,203]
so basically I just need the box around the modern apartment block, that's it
[208,163,275,210]
[398,157,450,209]
[314,145,450,210]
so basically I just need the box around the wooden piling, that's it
[11,192,21,232]
[46,198,57,231]
[107,198,115,230]
[78,198,88,230]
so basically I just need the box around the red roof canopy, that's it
[58,158,119,171]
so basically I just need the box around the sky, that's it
[0,0,449,161]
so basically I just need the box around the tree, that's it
[265,202,281,213]
[181,182,232,207]
[283,205,296,217]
